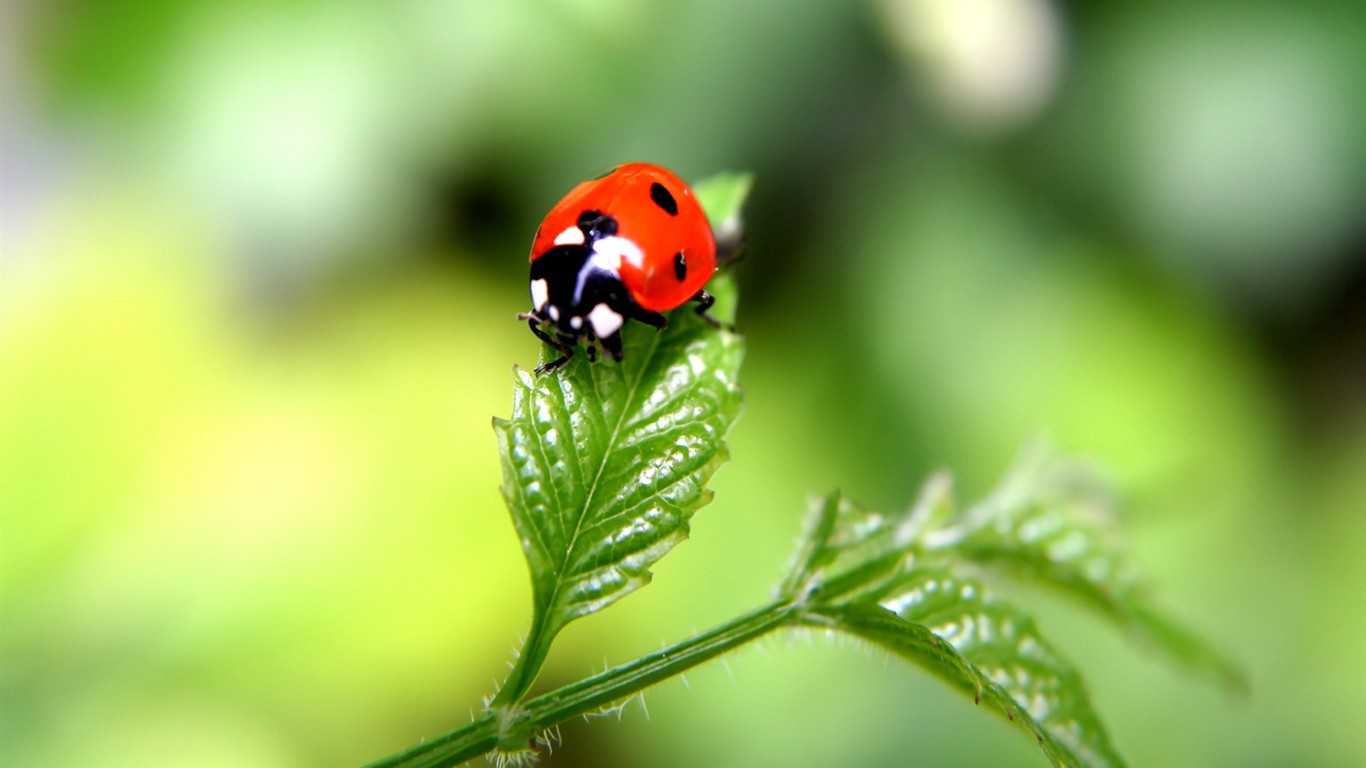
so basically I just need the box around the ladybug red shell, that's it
[520,162,722,374]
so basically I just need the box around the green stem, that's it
[488,608,557,709]
[365,599,798,768]
[362,714,498,768]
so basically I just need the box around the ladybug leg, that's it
[527,317,574,374]
[599,330,624,362]
[689,290,734,331]
[536,346,573,374]
[536,353,572,374]
[526,316,556,345]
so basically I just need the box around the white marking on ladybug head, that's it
[591,236,644,271]
[554,226,585,246]
[548,305,560,322]
[587,303,623,339]
[570,316,582,330]
[530,278,549,311]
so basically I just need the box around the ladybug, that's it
[520,162,722,374]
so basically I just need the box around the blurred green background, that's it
[2,0,1363,765]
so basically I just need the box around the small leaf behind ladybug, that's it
[693,172,754,250]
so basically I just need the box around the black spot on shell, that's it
[650,182,678,216]
[674,251,687,281]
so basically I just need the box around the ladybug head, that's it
[524,207,668,372]
[528,243,629,341]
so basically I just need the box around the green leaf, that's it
[881,569,1122,768]
[777,449,1245,766]
[805,598,1123,768]
[778,493,842,599]
[496,290,743,625]
[784,478,954,606]
[490,173,750,706]
[787,490,1125,767]
[941,448,1247,693]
